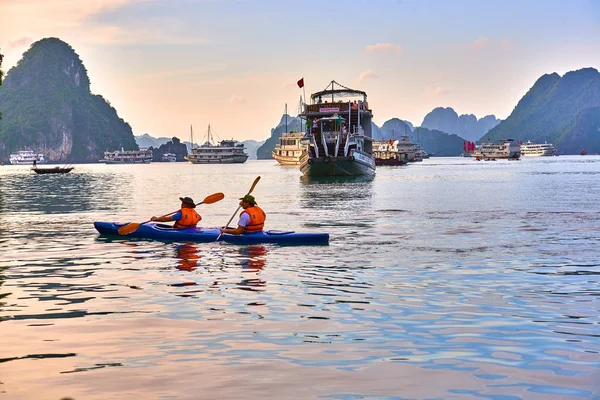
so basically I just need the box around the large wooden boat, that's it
[185,125,248,164]
[273,132,307,165]
[299,80,376,177]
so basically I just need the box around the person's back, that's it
[151,196,201,229]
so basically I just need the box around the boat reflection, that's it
[175,243,201,272]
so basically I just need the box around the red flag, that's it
[297,78,304,88]
[463,141,467,151]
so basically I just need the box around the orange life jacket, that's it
[174,208,201,229]
[241,206,266,233]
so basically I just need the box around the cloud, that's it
[364,42,402,55]
[461,36,489,51]
[356,70,378,85]
[427,86,450,97]
[7,37,33,49]
[229,94,247,104]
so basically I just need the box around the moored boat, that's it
[101,148,153,164]
[273,131,308,165]
[520,140,556,156]
[94,222,329,245]
[162,152,177,162]
[472,139,520,160]
[9,150,46,165]
[185,125,249,164]
[299,80,376,177]
[373,139,408,166]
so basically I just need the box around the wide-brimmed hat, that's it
[179,196,196,208]
[239,194,257,205]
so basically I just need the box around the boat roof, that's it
[310,80,367,102]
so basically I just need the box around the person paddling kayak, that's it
[220,194,266,235]
[151,197,202,229]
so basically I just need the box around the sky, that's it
[1,0,600,142]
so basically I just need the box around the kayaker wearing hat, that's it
[220,194,266,235]
[151,196,202,229]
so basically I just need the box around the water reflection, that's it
[238,245,267,291]
[0,172,131,214]
[175,243,200,272]
[299,174,375,231]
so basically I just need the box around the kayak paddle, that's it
[117,192,225,236]
[216,176,260,241]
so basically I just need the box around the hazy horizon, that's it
[1,0,599,142]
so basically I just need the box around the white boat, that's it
[9,150,45,165]
[162,152,177,162]
[273,132,307,165]
[100,148,153,164]
[185,125,248,164]
[520,140,556,156]
[472,139,521,160]
[395,136,417,162]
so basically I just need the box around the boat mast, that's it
[285,103,288,133]
[190,124,194,149]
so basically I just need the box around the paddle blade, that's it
[201,192,225,204]
[117,222,141,236]
[248,176,261,195]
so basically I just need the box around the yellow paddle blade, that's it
[117,222,142,236]
[202,192,225,204]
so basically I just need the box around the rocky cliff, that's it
[0,38,137,162]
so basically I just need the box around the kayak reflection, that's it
[175,242,200,271]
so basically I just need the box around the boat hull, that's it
[94,222,329,245]
[32,167,73,174]
[300,153,375,177]
[185,155,248,164]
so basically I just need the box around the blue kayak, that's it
[94,222,329,245]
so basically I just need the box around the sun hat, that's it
[179,196,196,208]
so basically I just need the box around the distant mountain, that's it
[256,115,303,159]
[377,118,413,140]
[0,38,137,162]
[134,134,264,159]
[482,68,600,154]
[421,107,501,142]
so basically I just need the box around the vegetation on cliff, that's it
[0,38,138,162]
[482,68,600,154]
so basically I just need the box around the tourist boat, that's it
[9,150,45,165]
[472,139,521,160]
[273,132,308,165]
[185,125,248,164]
[299,80,376,176]
[520,140,556,156]
[100,148,153,164]
[94,222,329,245]
[373,139,408,166]
[162,152,177,162]
[395,136,417,162]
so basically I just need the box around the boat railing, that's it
[311,135,319,158]
[321,132,329,156]
[304,101,369,114]
[334,132,341,157]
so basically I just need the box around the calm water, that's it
[1,157,599,400]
